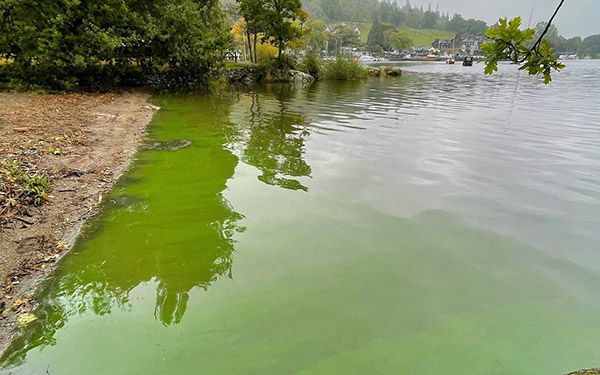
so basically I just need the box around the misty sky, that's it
[406,0,598,38]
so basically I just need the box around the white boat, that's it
[358,55,376,62]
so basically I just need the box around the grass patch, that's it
[336,22,454,47]
[394,27,455,47]
[323,57,368,80]
[357,22,372,44]
[299,52,323,79]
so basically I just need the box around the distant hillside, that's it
[222,0,487,40]
[302,0,378,23]
[394,27,455,47]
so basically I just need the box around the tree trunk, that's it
[246,29,253,63]
[253,34,258,64]
[278,37,283,60]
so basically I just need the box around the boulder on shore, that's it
[224,66,257,85]
[289,70,315,85]
[366,66,403,78]
[225,66,315,85]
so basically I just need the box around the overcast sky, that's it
[405,0,598,38]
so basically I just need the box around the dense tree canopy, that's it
[581,34,600,58]
[264,0,307,59]
[367,20,385,48]
[0,0,231,91]
[389,32,413,51]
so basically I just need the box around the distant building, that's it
[456,35,486,54]
[432,38,455,50]
[433,35,486,54]
[412,47,431,56]
[325,23,361,36]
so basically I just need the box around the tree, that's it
[320,0,340,21]
[536,21,559,41]
[367,20,385,48]
[304,18,328,53]
[0,0,231,91]
[237,0,267,63]
[482,17,564,84]
[389,31,413,51]
[566,36,582,53]
[581,34,600,57]
[263,0,307,60]
[422,10,437,29]
[327,24,360,55]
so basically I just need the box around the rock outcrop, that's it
[367,66,403,77]
[289,70,315,85]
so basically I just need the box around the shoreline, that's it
[0,90,157,356]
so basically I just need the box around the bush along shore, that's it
[225,56,402,85]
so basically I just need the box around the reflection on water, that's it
[2,61,600,374]
[1,86,316,366]
[235,85,312,191]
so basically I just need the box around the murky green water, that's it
[2,61,600,374]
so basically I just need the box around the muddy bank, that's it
[0,90,156,355]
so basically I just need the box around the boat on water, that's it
[357,55,376,62]
[423,54,438,61]
[463,56,474,66]
[559,54,578,60]
[446,58,455,64]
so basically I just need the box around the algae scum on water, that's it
[3,62,600,374]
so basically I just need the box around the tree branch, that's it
[519,0,565,63]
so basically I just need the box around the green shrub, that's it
[255,55,297,83]
[0,0,230,92]
[323,57,368,80]
[300,52,322,79]
[1,161,51,207]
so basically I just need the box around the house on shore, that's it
[432,35,486,55]
[325,23,361,36]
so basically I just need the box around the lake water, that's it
[2,61,600,374]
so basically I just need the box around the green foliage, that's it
[320,0,341,20]
[301,0,486,37]
[446,14,487,36]
[367,20,385,48]
[0,0,230,91]
[237,0,269,63]
[422,11,437,29]
[482,17,565,84]
[581,34,600,58]
[300,52,322,79]
[1,161,51,207]
[237,0,307,61]
[322,56,367,80]
[327,24,361,55]
[535,22,559,41]
[255,55,298,82]
[263,0,307,59]
[304,18,328,52]
[389,32,413,51]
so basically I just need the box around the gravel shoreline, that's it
[0,90,157,356]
